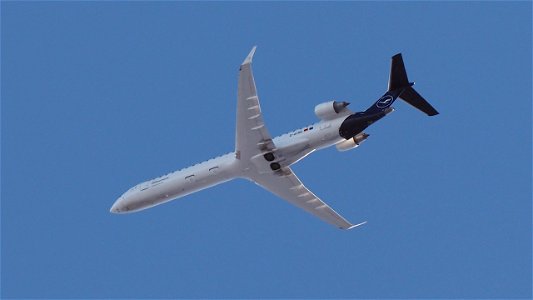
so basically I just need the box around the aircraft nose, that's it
[110,198,124,213]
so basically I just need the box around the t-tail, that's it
[339,53,438,140]
[365,53,439,116]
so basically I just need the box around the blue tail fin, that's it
[366,53,439,116]
[388,53,410,91]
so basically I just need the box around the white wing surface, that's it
[235,46,276,160]
[252,168,365,230]
[235,47,361,230]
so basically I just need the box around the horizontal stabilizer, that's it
[388,53,439,116]
[400,87,439,116]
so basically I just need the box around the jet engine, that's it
[314,101,350,120]
[335,133,369,151]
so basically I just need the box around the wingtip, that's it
[344,221,367,230]
[242,46,257,65]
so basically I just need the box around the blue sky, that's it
[2,2,531,298]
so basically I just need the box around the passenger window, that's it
[185,175,195,183]
[209,166,219,175]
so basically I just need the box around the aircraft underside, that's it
[111,47,438,230]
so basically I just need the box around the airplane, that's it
[110,47,438,230]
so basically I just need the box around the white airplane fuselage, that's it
[110,47,437,229]
[110,117,347,213]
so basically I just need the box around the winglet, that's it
[242,46,257,65]
[344,221,367,230]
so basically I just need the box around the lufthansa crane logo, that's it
[376,95,394,108]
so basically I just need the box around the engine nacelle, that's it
[314,101,350,120]
[335,133,370,152]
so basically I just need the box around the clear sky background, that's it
[2,2,531,299]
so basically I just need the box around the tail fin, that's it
[388,53,410,91]
[389,53,439,116]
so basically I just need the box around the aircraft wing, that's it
[235,46,276,160]
[251,168,365,230]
